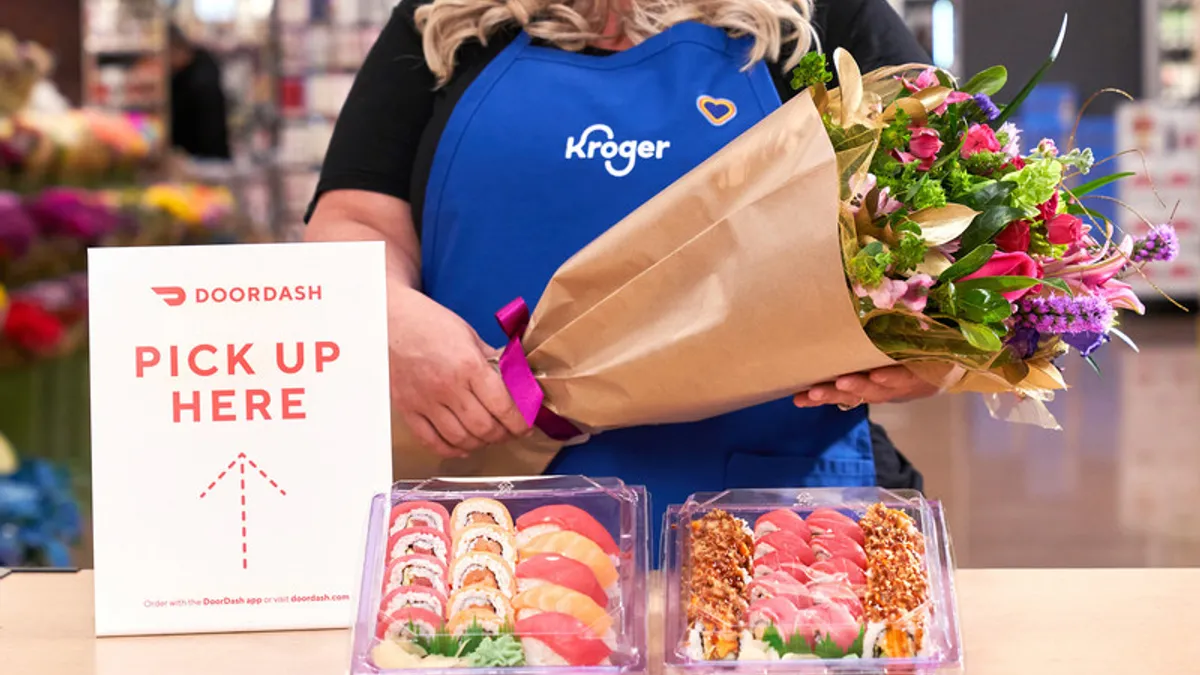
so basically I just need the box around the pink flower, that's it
[898,127,942,171]
[900,274,936,312]
[1037,139,1059,157]
[899,69,971,115]
[1037,193,1060,223]
[994,220,1032,252]
[1046,213,1085,245]
[960,124,1002,159]
[1098,279,1146,314]
[874,186,903,216]
[960,251,1043,301]
[1047,235,1134,289]
[853,275,936,312]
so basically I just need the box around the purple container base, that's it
[661,488,965,675]
[349,476,650,675]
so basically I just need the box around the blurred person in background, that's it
[307,0,931,523]
[168,23,230,160]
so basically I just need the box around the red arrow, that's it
[198,452,287,569]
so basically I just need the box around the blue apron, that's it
[422,21,875,549]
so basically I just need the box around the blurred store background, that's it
[0,0,1197,571]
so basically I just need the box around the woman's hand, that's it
[390,289,530,458]
[793,366,939,410]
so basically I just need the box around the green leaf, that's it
[786,633,813,655]
[958,288,1014,324]
[1110,326,1140,352]
[961,66,1008,96]
[1084,354,1103,377]
[813,634,846,659]
[458,622,488,656]
[939,244,997,283]
[935,69,956,89]
[956,276,1042,294]
[959,320,1005,351]
[762,625,786,656]
[965,181,1018,210]
[1041,278,1073,294]
[1070,172,1135,197]
[846,624,867,658]
[1066,202,1109,223]
[960,206,1025,254]
[996,14,1070,125]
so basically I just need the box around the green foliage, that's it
[959,206,1024,254]
[1003,158,1063,213]
[960,66,1008,95]
[957,288,1013,324]
[879,109,914,153]
[907,176,948,211]
[939,244,997,282]
[959,321,1005,351]
[791,52,834,91]
[894,230,928,274]
[848,241,895,288]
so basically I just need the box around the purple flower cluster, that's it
[1015,294,1115,357]
[1131,224,1180,264]
[972,93,1001,121]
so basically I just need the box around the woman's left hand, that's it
[793,365,939,410]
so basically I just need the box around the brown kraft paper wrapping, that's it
[393,91,895,480]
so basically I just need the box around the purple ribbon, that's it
[496,298,582,441]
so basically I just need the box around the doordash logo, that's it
[151,285,323,307]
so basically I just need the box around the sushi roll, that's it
[381,554,449,596]
[375,606,444,641]
[685,510,753,662]
[753,509,810,542]
[448,584,515,623]
[449,551,517,597]
[859,503,930,658]
[516,612,613,667]
[451,498,514,534]
[747,571,813,608]
[516,553,608,608]
[379,584,448,620]
[513,584,613,637]
[753,529,815,564]
[811,533,868,570]
[453,524,519,566]
[445,607,506,637]
[389,500,451,537]
[387,526,452,564]
[810,558,867,588]
[515,504,619,557]
[519,531,618,590]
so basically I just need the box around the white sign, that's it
[88,242,393,636]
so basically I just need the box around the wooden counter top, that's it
[2,569,1198,674]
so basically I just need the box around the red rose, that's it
[4,300,65,354]
[1046,213,1084,245]
[960,251,1043,301]
[1037,193,1060,224]
[1005,156,1027,171]
[994,220,1032,252]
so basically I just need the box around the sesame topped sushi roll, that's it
[450,551,517,597]
[451,498,514,534]
[453,523,519,566]
[389,500,451,537]
[516,504,619,557]
[685,509,754,661]
[859,503,930,658]
[387,526,452,565]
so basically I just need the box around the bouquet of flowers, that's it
[0,433,82,568]
[395,20,1178,479]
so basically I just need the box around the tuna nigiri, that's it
[517,612,613,667]
[806,508,859,533]
[811,602,863,652]
[811,533,867,570]
[811,557,867,588]
[753,509,811,542]
[747,571,813,608]
[389,501,451,537]
[520,531,618,589]
[810,582,865,621]
[746,596,801,639]
[516,504,619,556]
[806,512,866,546]
[514,584,612,636]
[753,546,815,575]
[754,529,815,563]
[375,606,443,641]
[516,554,607,608]
[753,557,816,584]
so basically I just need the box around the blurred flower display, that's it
[0,431,81,567]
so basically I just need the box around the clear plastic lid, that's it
[349,475,649,675]
[661,487,962,674]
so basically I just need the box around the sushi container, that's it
[662,487,963,675]
[349,475,649,675]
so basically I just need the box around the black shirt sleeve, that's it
[819,0,928,72]
[305,1,435,221]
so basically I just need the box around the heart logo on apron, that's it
[696,95,737,126]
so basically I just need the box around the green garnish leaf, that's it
[458,622,488,657]
[960,65,1008,96]
[846,624,867,658]
[959,320,1005,351]
[939,244,997,283]
[762,625,787,656]
[786,633,813,655]
[812,634,846,660]
[960,206,1025,254]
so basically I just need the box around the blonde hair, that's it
[414,0,817,87]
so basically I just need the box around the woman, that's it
[306,0,935,525]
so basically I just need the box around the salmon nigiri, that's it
[514,584,612,636]
[520,531,618,589]
[517,554,607,608]
[516,505,619,556]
